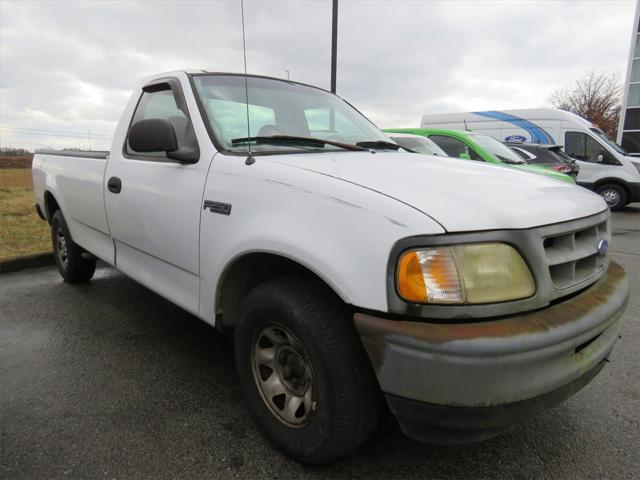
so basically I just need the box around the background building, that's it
[618,0,640,156]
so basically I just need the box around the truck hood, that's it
[268,151,606,232]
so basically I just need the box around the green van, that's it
[384,128,574,183]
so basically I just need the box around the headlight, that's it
[396,243,535,304]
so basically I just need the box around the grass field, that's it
[0,155,33,169]
[0,168,33,188]
[0,168,51,260]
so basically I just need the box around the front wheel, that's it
[51,210,96,283]
[596,183,627,211]
[234,277,382,464]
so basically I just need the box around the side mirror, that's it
[598,150,620,166]
[459,152,471,160]
[128,119,199,164]
[128,119,178,153]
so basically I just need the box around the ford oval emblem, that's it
[505,135,527,142]
[597,239,608,256]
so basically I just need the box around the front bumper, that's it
[355,261,629,443]
[628,181,640,202]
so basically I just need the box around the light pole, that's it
[284,69,290,80]
[330,0,338,93]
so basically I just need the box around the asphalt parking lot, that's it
[1,206,639,480]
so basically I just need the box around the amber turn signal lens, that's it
[397,250,428,303]
[396,248,463,303]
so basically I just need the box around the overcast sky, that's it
[0,0,636,151]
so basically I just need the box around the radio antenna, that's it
[463,119,470,131]
[241,0,254,165]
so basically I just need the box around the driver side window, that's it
[564,132,602,163]
[126,84,195,160]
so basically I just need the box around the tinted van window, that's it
[564,132,603,162]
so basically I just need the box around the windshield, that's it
[589,128,628,156]
[390,136,448,156]
[470,134,526,164]
[191,74,389,153]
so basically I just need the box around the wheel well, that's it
[215,253,345,329]
[593,179,630,197]
[44,191,60,224]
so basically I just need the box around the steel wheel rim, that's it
[601,188,620,206]
[251,323,316,427]
[56,227,69,268]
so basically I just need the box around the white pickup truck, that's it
[32,71,629,464]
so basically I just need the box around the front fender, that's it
[197,155,444,324]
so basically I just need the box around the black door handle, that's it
[107,176,122,194]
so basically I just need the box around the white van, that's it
[421,108,640,209]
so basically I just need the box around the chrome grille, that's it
[543,218,609,289]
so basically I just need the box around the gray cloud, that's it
[0,0,635,150]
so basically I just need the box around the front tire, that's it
[51,210,96,283]
[234,277,382,464]
[596,183,627,211]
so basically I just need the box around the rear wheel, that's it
[596,183,627,211]
[234,277,382,464]
[51,210,96,283]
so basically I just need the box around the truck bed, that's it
[32,150,114,265]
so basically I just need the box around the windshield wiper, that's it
[355,140,401,150]
[231,135,366,151]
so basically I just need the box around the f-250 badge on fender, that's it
[203,200,232,215]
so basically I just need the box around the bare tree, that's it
[548,71,622,137]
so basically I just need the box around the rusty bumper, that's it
[355,261,629,442]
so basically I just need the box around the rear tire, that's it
[51,210,96,283]
[596,183,627,211]
[234,277,382,464]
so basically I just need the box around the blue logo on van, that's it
[505,135,527,142]
[473,111,555,144]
